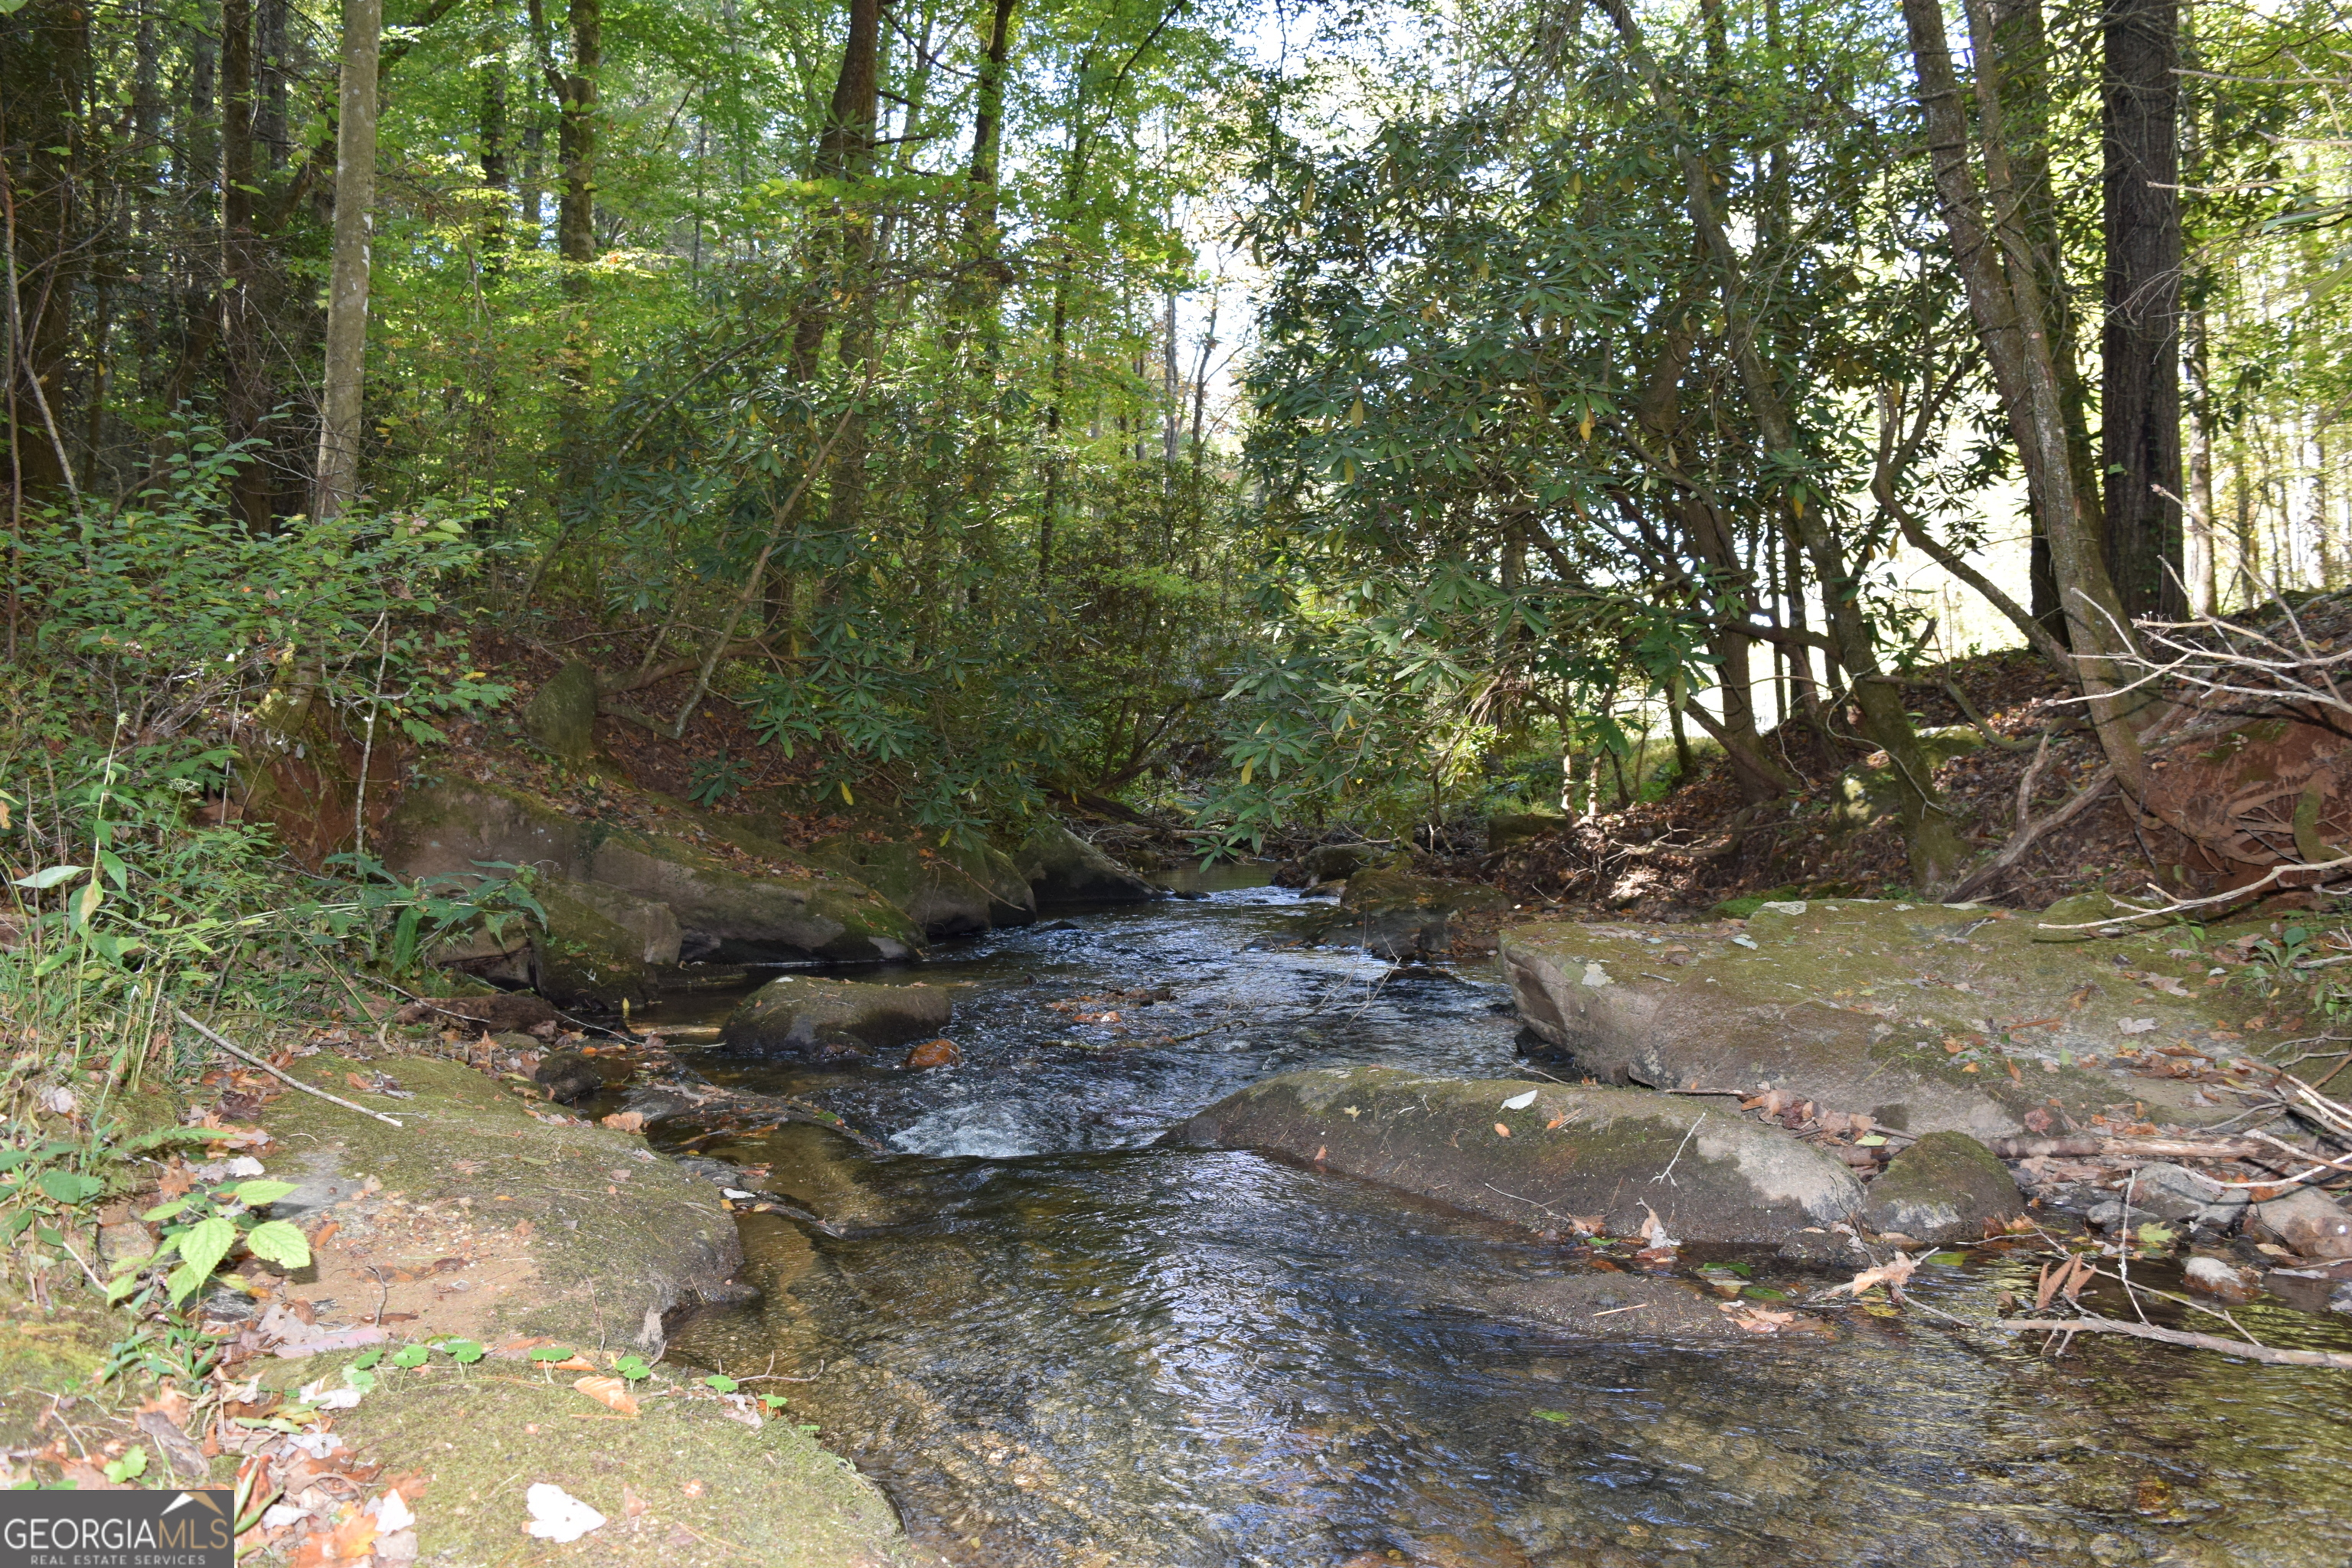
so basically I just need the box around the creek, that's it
[643,874,2352,1567]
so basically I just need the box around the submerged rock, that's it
[533,1047,606,1104]
[1859,1131,2021,1243]
[2249,1186,2352,1259]
[1013,820,1159,906]
[1331,867,1509,957]
[1165,1065,1863,1256]
[1502,900,2252,1140]
[382,779,924,964]
[723,975,955,1054]
[903,1038,964,1070]
[1302,841,1396,884]
[812,832,1036,936]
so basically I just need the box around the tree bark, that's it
[2102,0,2184,618]
[221,0,274,526]
[315,0,381,521]
[1900,0,2149,802]
[1,0,90,507]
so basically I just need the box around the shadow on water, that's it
[654,879,2352,1567]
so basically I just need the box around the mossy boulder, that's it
[259,1052,745,1355]
[1502,899,2259,1141]
[1302,841,1400,884]
[1485,813,1568,854]
[381,780,923,964]
[1012,820,1158,906]
[1331,867,1510,957]
[810,833,1035,937]
[722,975,955,1055]
[531,879,681,1008]
[519,659,600,760]
[1826,727,1986,835]
[1860,1130,2022,1243]
[1165,1065,1863,1256]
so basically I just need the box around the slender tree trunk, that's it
[221,0,273,526]
[2102,0,2184,617]
[1900,0,2148,803]
[533,0,598,521]
[1,0,90,506]
[479,31,509,270]
[315,0,381,520]
[2180,0,2216,614]
[258,0,289,168]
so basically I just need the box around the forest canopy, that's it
[2,0,2349,885]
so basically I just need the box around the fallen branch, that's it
[1948,754,2115,902]
[175,1008,405,1129]
[1996,1313,2352,1368]
[1988,1135,2267,1160]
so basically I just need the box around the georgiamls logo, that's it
[2,1486,234,1567]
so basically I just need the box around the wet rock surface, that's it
[1329,866,1509,957]
[2252,1186,2352,1259]
[1013,819,1159,906]
[723,975,956,1054]
[1164,1063,1864,1255]
[1860,1130,2023,1243]
[1503,900,2263,1140]
[812,831,1036,936]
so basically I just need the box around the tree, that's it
[2104,0,2184,618]
[316,0,384,521]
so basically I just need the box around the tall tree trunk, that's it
[258,0,289,168]
[1899,0,2149,803]
[534,0,598,519]
[2,0,90,508]
[1989,0,2096,650]
[479,30,509,269]
[221,0,276,527]
[315,0,381,521]
[2180,0,2216,614]
[2103,0,2184,618]
[1038,65,1093,590]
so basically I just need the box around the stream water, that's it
[644,875,2352,1568]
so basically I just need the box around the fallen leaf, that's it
[524,1484,606,1543]
[1546,1115,1568,1131]
[1831,1252,1919,1302]
[371,1490,416,1532]
[622,1487,649,1519]
[2118,1018,2159,1035]
[1494,1122,1511,1138]
[679,1480,706,1499]
[573,1376,640,1418]
[1501,1090,1538,1111]
[601,1112,646,1133]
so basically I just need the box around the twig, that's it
[174,1008,404,1129]
[1650,1113,1704,1185]
[1995,1314,2352,1367]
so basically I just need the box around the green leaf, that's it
[1927,1252,1966,1266]
[344,1367,377,1392]
[614,1355,651,1382]
[232,1179,297,1207]
[141,1197,192,1223]
[178,1214,237,1280]
[525,1345,576,1364]
[390,1344,430,1369]
[243,1220,312,1269]
[441,1339,485,1364]
[1741,1286,1789,1300]
[1532,1409,1573,1423]
[701,1374,740,1393]
[36,1169,103,1205]
[760,1394,788,1410]
[103,1446,149,1484]
[351,1346,386,1371]
[11,863,87,890]
[165,1260,206,1305]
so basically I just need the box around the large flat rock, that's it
[383,779,923,963]
[723,975,956,1055]
[1502,900,2261,1142]
[1165,1065,1864,1256]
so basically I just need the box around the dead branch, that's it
[1997,1313,2352,1368]
[1948,755,2115,903]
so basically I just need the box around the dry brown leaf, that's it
[1494,1122,1511,1138]
[601,1112,646,1133]
[573,1376,640,1417]
[1831,1251,1919,1302]
[1545,1115,1568,1131]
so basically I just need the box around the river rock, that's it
[723,975,955,1054]
[903,1038,964,1070]
[531,878,680,1007]
[2249,1186,2352,1259]
[811,832,1035,936]
[533,1047,606,1104]
[1013,820,1159,906]
[381,779,924,963]
[1303,842,1395,884]
[1331,867,1509,957]
[1501,899,2254,1141]
[1860,1131,2021,1243]
[518,661,599,760]
[1164,1065,1864,1256]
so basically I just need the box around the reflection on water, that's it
[660,879,2352,1567]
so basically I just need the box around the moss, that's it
[322,1364,913,1566]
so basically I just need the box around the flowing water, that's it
[645,875,2352,1568]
